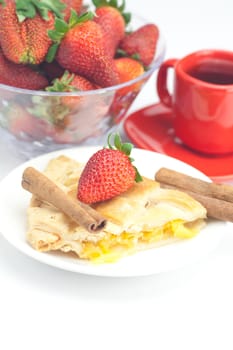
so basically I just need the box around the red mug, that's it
[156,49,233,154]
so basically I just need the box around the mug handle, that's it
[156,59,178,108]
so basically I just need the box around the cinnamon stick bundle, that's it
[155,167,233,222]
[22,167,107,233]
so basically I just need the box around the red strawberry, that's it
[0,0,65,65]
[77,133,142,204]
[62,0,83,20]
[46,70,96,109]
[6,103,52,140]
[114,57,144,95]
[47,70,96,93]
[0,49,48,90]
[47,11,119,87]
[92,0,130,57]
[119,24,159,66]
[50,127,74,144]
[28,70,97,132]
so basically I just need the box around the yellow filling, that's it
[80,220,199,263]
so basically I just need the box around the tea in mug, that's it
[187,60,233,85]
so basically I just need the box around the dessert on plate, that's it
[22,135,207,263]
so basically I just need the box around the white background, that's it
[1,1,233,349]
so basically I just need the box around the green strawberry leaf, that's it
[71,10,95,27]
[118,0,125,12]
[67,9,94,29]
[16,0,36,22]
[131,53,141,61]
[92,0,100,7]
[121,143,133,156]
[47,29,63,41]
[109,0,118,8]
[46,70,78,92]
[68,8,80,27]
[113,133,122,150]
[122,12,131,25]
[55,18,69,32]
[116,48,127,57]
[37,0,66,18]
[93,0,122,8]
[45,42,60,63]
[134,166,143,182]
[107,133,114,149]
[15,0,66,22]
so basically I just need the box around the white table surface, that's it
[1,1,233,349]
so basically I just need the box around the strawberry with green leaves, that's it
[0,0,66,65]
[46,11,119,87]
[77,133,142,204]
[46,70,96,93]
[28,71,96,132]
[119,24,159,66]
[92,0,130,58]
[0,49,48,89]
[46,70,96,109]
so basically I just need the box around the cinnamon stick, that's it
[22,167,107,233]
[159,182,233,222]
[155,167,233,203]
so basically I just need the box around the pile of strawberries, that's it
[0,0,159,143]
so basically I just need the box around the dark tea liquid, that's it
[187,60,233,85]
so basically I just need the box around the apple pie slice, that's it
[26,155,207,263]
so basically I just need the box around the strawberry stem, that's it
[106,133,142,182]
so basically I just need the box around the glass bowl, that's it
[0,15,165,159]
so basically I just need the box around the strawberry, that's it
[114,57,144,95]
[77,133,142,204]
[5,103,52,140]
[28,71,96,130]
[92,0,130,57]
[46,70,96,93]
[62,0,83,20]
[47,11,120,87]
[119,24,159,66]
[44,71,108,143]
[46,70,96,109]
[0,0,65,65]
[52,130,75,143]
[0,49,48,90]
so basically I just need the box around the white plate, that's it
[0,147,224,277]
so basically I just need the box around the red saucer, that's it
[124,103,233,182]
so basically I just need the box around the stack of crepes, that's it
[23,155,207,263]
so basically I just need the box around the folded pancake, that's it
[26,155,207,263]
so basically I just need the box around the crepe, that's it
[26,155,207,263]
